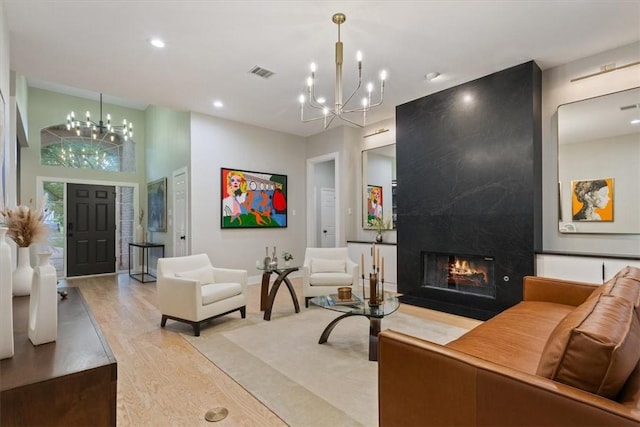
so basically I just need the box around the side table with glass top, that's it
[256,264,301,321]
[128,242,165,283]
[310,292,399,361]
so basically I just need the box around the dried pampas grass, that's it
[0,200,49,248]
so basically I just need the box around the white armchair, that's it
[302,247,359,307]
[157,253,247,336]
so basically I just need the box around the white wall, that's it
[190,113,307,273]
[542,42,640,256]
[0,1,15,211]
[144,106,190,256]
[306,125,361,245]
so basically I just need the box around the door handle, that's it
[180,235,186,240]
[323,230,327,234]
[68,222,73,237]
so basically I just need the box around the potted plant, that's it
[282,251,294,268]
[371,217,391,243]
[0,200,49,296]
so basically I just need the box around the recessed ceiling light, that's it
[425,72,440,81]
[213,100,224,108]
[631,119,640,125]
[150,38,165,48]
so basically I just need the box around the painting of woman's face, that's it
[229,174,242,190]
[594,186,610,209]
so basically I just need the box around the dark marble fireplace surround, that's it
[396,61,542,320]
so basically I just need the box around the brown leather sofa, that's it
[379,266,640,426]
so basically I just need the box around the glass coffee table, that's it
[310,292,399,361]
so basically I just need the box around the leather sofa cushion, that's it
[536,294,640,399]
[619,363,640,410]
[446,301,574,374]
[615,266,640,282]
[601,277,640,318]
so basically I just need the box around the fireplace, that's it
[395,61,542,320]
[422,252,495,299]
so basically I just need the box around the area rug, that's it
[183,307,470,427]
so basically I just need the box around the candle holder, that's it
[361,273,366,301]
[369,272,380,307]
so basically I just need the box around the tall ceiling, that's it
[4,1,640,137]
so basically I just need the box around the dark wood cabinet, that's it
[1,287,117,426]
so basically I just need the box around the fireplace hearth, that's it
[422,252,495,299]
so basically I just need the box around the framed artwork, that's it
[147,177,167,231]
[221,168,287,229]
[366,185,383,226]
[571,178,614,222]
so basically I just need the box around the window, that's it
[40,124,135,172]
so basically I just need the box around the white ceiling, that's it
[4,1,640,137]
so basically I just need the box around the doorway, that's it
[306,153,341,247]
[67,183,116,277]
[320,188,336,247]
[173,167,189,257]
[38,177,139,278]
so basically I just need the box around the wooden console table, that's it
[0,287,117,426]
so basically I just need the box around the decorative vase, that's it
[284,260,291,268]
[135,223,144,243]
[28,252,58,345]
[0,227,14,359]
[375,232,383,243]
[263,246,271,268]
[271,246,278,266]
[13,246,33,296]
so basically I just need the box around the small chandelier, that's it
[66,93,133,142]
[299,13,386,129]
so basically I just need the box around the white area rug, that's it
[183,307,469,427]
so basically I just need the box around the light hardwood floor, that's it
[63,273,481,426]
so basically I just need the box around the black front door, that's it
[67,183,116,277]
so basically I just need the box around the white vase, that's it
[28,252,58,345]
[0,227,14,359]
[135,223,144,243]
[13,246,33,296]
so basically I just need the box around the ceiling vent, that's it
[249,66,275,79]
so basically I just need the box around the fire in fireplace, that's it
[422,252,496,299]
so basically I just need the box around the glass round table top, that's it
[310,292,399,318]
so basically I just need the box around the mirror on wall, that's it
[557,87,640,234]
[362,144,396,229]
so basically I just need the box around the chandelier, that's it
[66,93,133,142]
[299,13,386,129]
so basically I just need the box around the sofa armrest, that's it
[523,275,599,306]
[157,276,200,320]
[378,330,639,427]
[212,267,248,293]
[346,259,359,285]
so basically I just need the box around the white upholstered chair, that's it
[157,253,247,336]
[302,247,359,307]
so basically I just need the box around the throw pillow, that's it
[311,258,346,274]
[175,265,215,284]
[536,294,640,399]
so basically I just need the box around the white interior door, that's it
[172,168,189,257]
[320,188,336,248]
